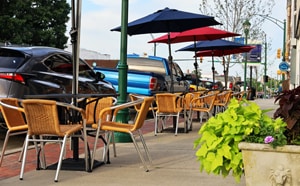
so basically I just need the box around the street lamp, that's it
[243,19,251,92]
[263,33,267,99]
[255,14,286,81]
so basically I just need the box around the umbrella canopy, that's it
[177,39,247,52]
[111,7,221,92]
[195,45,255,57]
[177,39,249,84]
[148,27,239,91]
[111,8,221,35]
[148,27,240,44]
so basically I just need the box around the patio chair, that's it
[181,92,195,131]
[232,91,246,102]
[85,96,117,164]
[0,98,28,167]
[129,94,157,120]
[214,91,232,113]
[0,99,89,182]
[154,93,184,136]
[91,96,154,171]
[188,93,217,128]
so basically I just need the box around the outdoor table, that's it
[24,93,118,171]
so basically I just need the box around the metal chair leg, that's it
[0,130,10,166]
[20,134,30,180]
[129,133,149,172]
[54,136,67,182]
[138,130,152,164]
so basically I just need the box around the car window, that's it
[0,49,26,69]
[127,58,167,74]
[172,63,183,78]
[203,81,213,87]
[44,53,94,79]
[172,63,181,77]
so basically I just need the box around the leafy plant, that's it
[274,86,300,145]
[194,98,286,182]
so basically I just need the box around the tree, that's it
[0,0,70,49]
[198,0,275,89]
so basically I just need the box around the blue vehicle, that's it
[94,54,189,96]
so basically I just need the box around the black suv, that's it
[0,46,116,109]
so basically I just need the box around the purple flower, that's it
[264,136,274,144]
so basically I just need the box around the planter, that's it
[239,142,300,186]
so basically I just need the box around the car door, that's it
[171,63,189,92]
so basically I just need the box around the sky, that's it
[66,0,286,80]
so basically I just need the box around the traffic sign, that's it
[279,61,289,71]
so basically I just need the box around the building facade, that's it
[290,0,300,89]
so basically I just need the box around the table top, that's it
[24,93,118,99]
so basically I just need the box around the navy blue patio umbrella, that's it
[111,7,221,92]
[177,39,247,84]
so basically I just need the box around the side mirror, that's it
[95,72,105,81]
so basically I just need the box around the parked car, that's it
[185,74,224,91]
[256,92,264,98]
[232,81,245,92]
[0,46,116,125]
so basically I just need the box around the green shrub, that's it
[194,98,286,182]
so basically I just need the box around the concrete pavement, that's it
[0,98,278,186]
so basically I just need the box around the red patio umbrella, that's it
[148,27,240,90]
[195,45,255,57]
[195,45,256,88]
[148,26,240,44]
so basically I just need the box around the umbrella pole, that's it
[167,32,177,129]
[222,56,227,89]
[193,39,199,91]
[212,51,215,84]
[69,0,82,160]
[167,32,174,93]
[70,0,79,103]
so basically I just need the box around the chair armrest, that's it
[98,98,144,122]
[56,101,86,120]
[0,99,25,113]
[190,94,213,103]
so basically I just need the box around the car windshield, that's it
[0,49,26,69]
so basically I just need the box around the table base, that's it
[46,158,105,172]
[160,127,189,133]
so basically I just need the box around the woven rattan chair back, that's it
[214,91,232,113]
[130,94,156,119]
[86,97,117,125]
[188,93,217,127]
[156,93,182,113]
[0,98,27,167]
[154,93,183,136]
[183,93,194,110]
[0,98,27,129]
[86,97,117,163]
[203,94,217,112]
[22,99,62,136]
[131,97,154,131]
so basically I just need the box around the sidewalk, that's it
[0,98,278,186]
